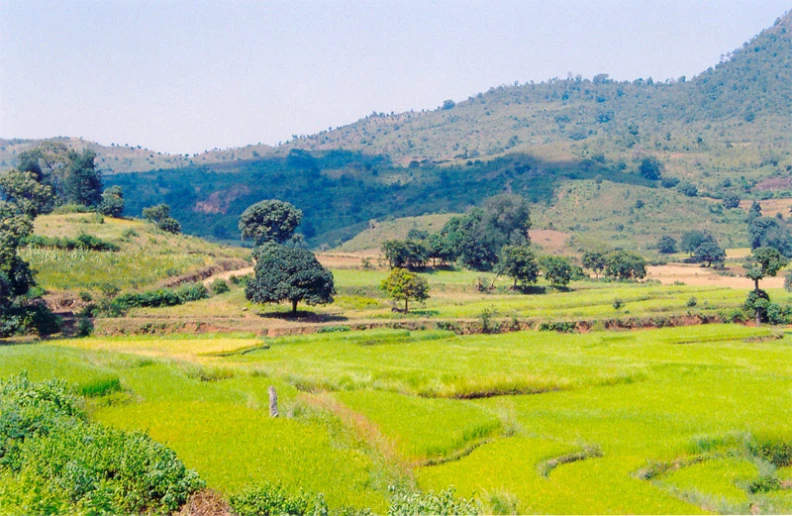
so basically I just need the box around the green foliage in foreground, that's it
[0,374,203,515]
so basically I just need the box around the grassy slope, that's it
[22,213,248,292]
[337,214,456,252]
[2,324,792,513]
[532,179,750,251]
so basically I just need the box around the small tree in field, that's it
[380,268,429,312]
[99,186,124,217]
[246,243,334,313]
[605,250,647,280]
[498,245,538,288]
[744,247,787,325]
[142,203,181,234]
[540,256,572,287]
[746,247,787,291]
[582,250,607,279]
[656,235,678,254]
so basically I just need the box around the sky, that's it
[1,0,789,155]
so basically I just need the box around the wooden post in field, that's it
[268,386,279,417]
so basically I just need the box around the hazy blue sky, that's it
[1,1,789,154]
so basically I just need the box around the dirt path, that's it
[201,267,254,285]
[647,264,785,289]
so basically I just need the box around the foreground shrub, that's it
[387,487,480,516]
[0,374,204,514]
[230,484,329,516]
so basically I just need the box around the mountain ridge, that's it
[3,10,790,174]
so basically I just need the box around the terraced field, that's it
[2,324,791,514]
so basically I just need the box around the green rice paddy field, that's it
[2,324,791,514]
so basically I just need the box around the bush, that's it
[0,303,61,338]
[538,321,577,333]
[316,325,352,333]
[387,487,480,516]
[75,317,94,337]
[111,283,209,312]
[0,374,203,514]
[479,306,500,334]
[22,233,120,252]
[230,483,329,516]
[210,279,230,295]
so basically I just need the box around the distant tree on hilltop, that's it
[239,200,302,245]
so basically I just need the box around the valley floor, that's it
[1,325,791,514]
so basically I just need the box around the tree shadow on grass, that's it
[410,309,440,317]
[515,285,548,295]
[256,310,349,323]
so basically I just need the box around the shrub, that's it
[538,321,577,333]
[120,228,138,241]
[230,483,329,516]
[479,306,500,334]
[0,374,204,514]
[75,317,94,337]
[317,325,352,333]
[387,487,480,516]
[686,296,698,308]
[210,279,230,295]
[22,233,119,252]
[111,283,209,312]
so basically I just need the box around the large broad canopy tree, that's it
[239,200,303,245]
[246,243,334,313]
[440,193,531,272]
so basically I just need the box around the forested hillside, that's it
[8,11,792,249]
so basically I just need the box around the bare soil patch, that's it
[739,197,792,216]
[529,229,571,254]
[648,263,784,289]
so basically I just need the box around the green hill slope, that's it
[285,11,792,174]
[22,214,248,293]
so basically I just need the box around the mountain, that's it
[9,11,792,250]
[0,137,274,174]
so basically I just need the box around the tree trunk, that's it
[292,299,298,313]
[754,279,760,291]
[405,299,409,312]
